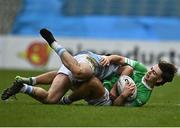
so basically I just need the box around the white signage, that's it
[0,36,179,73]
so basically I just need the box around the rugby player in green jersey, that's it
[100,55,177,106]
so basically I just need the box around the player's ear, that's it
[156,77,163,83]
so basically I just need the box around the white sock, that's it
[51,41,66,56]
[59,96,72,104]
[31,77,36,86]
[20,84,33,94]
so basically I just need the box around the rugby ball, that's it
[116,75,137,101]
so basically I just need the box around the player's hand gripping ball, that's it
[116,75,137,101]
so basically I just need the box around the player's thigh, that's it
[47,73,71,103]
[84,78,111,106]
[86,77,105,100]
[77,63,94,79]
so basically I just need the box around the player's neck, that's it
[142,77,153,90]
[143,78,155,89]
[145,79,155,88]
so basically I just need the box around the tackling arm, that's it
[101,55,125,66]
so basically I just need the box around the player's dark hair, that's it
[156,61,177,86]
[105,53,112,56]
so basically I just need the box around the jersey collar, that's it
[142,77,153,90]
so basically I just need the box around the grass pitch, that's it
[0,69,180,127]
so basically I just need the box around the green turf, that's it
[0,69,180,127]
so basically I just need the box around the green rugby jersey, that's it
[103,58,152,107]
[103,73,119,91]
[124,58,152,107]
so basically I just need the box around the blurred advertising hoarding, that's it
[0,36,179,73]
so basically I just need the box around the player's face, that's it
[144,64,163,83]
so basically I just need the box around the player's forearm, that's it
[113,94,127,106]
[109,55,125,65]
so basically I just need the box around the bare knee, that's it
[71,63,93,80]
[32,87,49,104]
[41,95,59,104]
[45,98,59,104]
[35,91,59,104]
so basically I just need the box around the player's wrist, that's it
[120,93,128,99]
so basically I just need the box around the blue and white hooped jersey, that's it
[75,51,120,80]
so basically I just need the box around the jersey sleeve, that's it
[125,98,146,107]
[124,58,147,73]
[124,91,152,107]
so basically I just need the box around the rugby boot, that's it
[1,81,24,100]
[40,28,56,46]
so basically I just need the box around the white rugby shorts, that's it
[85,87,112,106]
